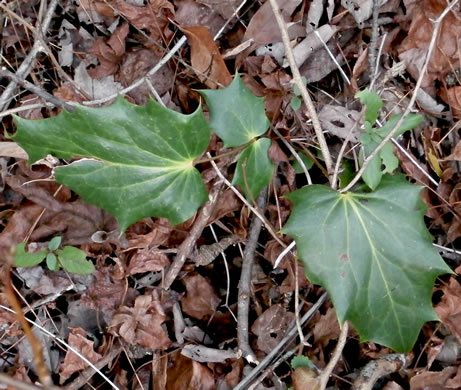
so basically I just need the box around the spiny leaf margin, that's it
[12,97,211,231]
[282,175,451,352]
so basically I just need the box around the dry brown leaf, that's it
[59,327,103,384]
[237,0,305,63]
[127,249,170,275]
[292,367,321,390]
[398,0,461,87]
[182,26,232,88]
[0,143,28,160]
[435,278,461,344]
[166,352,215,390]
[111,293,171,350]
[410,366,458,389]
[181,273,220,320]
[441,86,461,119]
[174,0,226,38]
[313,307,341,347]
[119,49,175,105]
[88,23,129,79]
[251,304,294,353]
[81,268,136,322]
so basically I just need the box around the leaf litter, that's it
[1,0,461,388]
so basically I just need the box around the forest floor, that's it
[1,0,461,389]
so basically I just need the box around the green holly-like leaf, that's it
[12,97,211,231]
[199,73,270,148]
[57,246,95,275]
[293,152,314,174]
[232,138,274,200]
[355,89,383,124]
[14,243,47,267]
[291,355,314,370]
[282,175,451,352]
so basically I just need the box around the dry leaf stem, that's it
[0,0,59,111]
[342,0,460,192]
[268,0,333,179]
[163,180,223,289]
[237,187,268,364]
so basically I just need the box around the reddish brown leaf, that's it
[88,23,129,79]
[181,273,220,320]
[410,366,458,389]
[182,26,232,88]
[313,307,340,347]
[398,0,461,87]
[251,304,294,353]
[59,327,103,383]
[111,293,171,350]
[436,278,461,344]
[127,249,170,275]
[166,352,215,390]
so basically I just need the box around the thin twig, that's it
[318,321,349,389]
[268,0,333,178]
[234,292,328,390]
[0,304,120,390]
[0,373,50,390]
[208,153,286,247]
[0,102,53,118]
[342,0,459,192]
[0,67,75,112]
[0,0,59,111]
[238,187,268,364]
[368,0,380,85]
[163,180,223,289]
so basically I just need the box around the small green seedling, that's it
[355,89,423,190]
[289,76,307,111]
[14,236,95,275]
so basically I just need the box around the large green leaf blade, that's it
[199,74,270,148]
[12,97,211,230]
[282,175,451,352]
[232,138,274,200]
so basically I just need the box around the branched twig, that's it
[342,0,459,192]
[0,67,75,112]
[208,153,286,247]
[318,320,349,389]
[238,187,268,364]
[163,180,223,289]
[0,0,59,111]
[268,0,333,179]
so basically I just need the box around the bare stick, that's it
[0,67,75,112]
[268,0,333,178]
[352,353,410,390]
[238,187,268,364]
[163,180,223,289]
[234,292,328,390]
[0,304,120,390]
[0,373,51,390]
[342,0,459,192]
[318,321,349,389]
[208,153,286,247]
[0,0,59,111]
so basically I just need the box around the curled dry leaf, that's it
[435,278,461,344]
[181,273,221,320]
[410,366,461,390]
[313,306,341,347]
[111,293,171,350]
[88,23,129,79]
[398,0,461,87]
[182,26,232,88]
[59,327,103,384]
[127,249,170,275]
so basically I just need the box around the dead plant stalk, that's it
[342,0,460,193]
